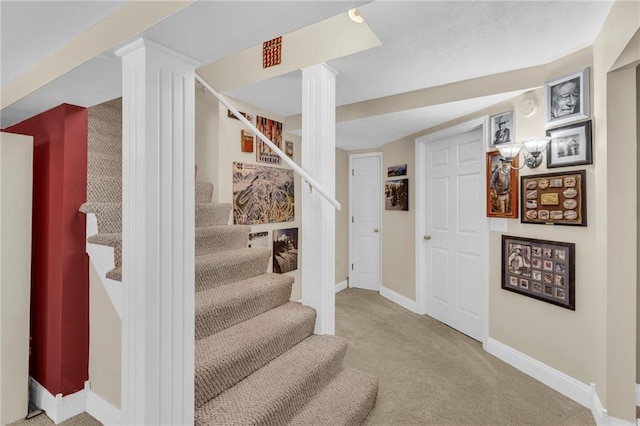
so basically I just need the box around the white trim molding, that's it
[636,383,640,406]
[335,280,348,293]
[28,378,87,424]
[380,285,419,314]
[85,386,122,426]
[485,339,636,426]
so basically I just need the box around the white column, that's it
[115,39,197,425]
[301,63,337,335]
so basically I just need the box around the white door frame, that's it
[415,116,490,344]
[348,152,383,291]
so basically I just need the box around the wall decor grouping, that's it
[232,162,294,225]
[502,235,575,310]
[520,170,586,226]
[256,116,283,165]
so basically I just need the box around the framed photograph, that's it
[502,235,575,310]
[546,67,590,128]
[388,164,407,177]
[489,111,514,147]
[486,151,518,218]
[521,170,586,226]
[285,141,294,159]
[227,109,253,122]
[384,179,409,211]
[546,120,592,168]
[273,228,298,273]
[241,130,254,153]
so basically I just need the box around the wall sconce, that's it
[496,137,551,169]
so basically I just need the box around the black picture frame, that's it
[520,170,586,226]
[502,235,575,310]
[546,120,592,168]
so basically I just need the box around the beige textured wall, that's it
[195,87,220,196]
[0,132,33,425]
[335,148,349,285]
[89,263,121,408]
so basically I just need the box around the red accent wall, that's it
[4,104,89,396]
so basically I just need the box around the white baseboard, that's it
[335,280,348,293]
[85,387,121,425]
[485,340,636,426]
[485,338,591,408]
[29,378,87,424]
[380,285,419,314]
[636,383,640,406]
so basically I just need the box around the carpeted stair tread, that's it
[288,367,378,426]
[88,151,122,177]
[195,273,294,339]
[195,302,316,407]
[87,232,121,247]
[88,175,122,203]
[88,98,122,155]
[194,335,348,426]
[195,225,250,256]
[79,203,121,233]
[196,181,214,204]
[106,266,121,282]
[195,247,270,292]
[196,203,231,227]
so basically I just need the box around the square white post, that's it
[116,39,197,425]
[301,63,337,335]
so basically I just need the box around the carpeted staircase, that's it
[80,98,378,425]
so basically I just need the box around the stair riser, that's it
[88,177,122,203]
[195,227,249,256]
[195,182,214,204]
[195,251,270,292]
[88,152,122,177]
[195,278,293,339]
[195,306,316,407]
[196,204,231,227]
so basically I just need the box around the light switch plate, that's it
[490,218,508,232]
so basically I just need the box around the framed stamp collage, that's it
[502,235,575,310]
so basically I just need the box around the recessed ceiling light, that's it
[348,8,364,24]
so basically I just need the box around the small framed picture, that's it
[546,67,590,127]
[388,164,407,177]
[489,111,515,148]
[546,120,592,168]
[486,151,518,219]
[285,141,294,159]
[502,235,575,310]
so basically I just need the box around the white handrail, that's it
[194,73,341,211]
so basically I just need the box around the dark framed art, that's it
[502,235,575,310]
[546,120,592,168]
[520,170,586,226]
[384,178,409,211]
[486,151,518,218]
[273,228,298,273]
[546,67,590,128]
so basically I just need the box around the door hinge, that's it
[351,216,354,223]
[351,169,354,176]
[351,263,354,270]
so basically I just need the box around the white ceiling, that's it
[1,1,614,150]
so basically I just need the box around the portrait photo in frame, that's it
[489,111,515,148]
[546,120,592,168]
[546,67,590,128]
[486,151,518,219]
[502,235,575,310]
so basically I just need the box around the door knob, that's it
[374,228,379,233]
[423,235,431,240]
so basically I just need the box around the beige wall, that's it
[0,132,33,425]
[195,91,303,299]
[89,264,121,408]
[637,64,640,386]
[335,148,349,285]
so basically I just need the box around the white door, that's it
[349,153,381,291]
[423,127,486,341]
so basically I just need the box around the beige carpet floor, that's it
[336,288,595,426]
[9,412,100,426]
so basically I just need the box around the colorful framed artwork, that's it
[520,170,586,226]
[546,67,590,128]
[502,235,575,310]
[546,120,592,168]
[486,151,519,218]
[256,116,283,165]
[387,164,407,177]
[285,141,294,159]
[241,130,254,153]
